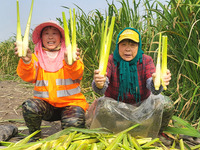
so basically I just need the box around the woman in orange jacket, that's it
[15,21,89,138]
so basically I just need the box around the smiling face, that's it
[41,26,61,50]
[118,39,139,61]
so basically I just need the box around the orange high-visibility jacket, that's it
[17,54,89,111]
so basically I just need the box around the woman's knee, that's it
[22,99,46,115]
[61,106,85,129]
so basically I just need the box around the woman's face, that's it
[118,39,139,61]
[41,26,61,50]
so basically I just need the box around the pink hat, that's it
[32,20,65,44]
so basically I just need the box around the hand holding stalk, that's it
[161,36,168,90]
[154,33,162,90]
[94,69,107,89]
[16,0,34,57]
[14,44,32,63]
[99,16,115,75]
[62,8,77,65]
[64,47,81,65]
[154,33,170,90]
[162,69,171,87]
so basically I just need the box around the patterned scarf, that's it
[113,27,144,102]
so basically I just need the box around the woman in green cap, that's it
[88,27,173,141]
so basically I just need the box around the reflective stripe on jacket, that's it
[17,54,89,111]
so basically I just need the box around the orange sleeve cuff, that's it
[17,55,37,83]
[63,60,84,80]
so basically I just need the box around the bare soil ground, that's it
[0,80,61,142]
[0,80,199,148]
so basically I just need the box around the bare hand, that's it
[14,43,32,63]
[64,46,81,65]
[75,47,81,60]
[152,69,171,87]
[94,69,107,89]
[162,69,171,86]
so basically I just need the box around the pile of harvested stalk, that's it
[1,124,199,150]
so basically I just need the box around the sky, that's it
[0,0,120,42]
[0,0,165,42]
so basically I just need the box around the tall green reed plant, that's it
[0,36,34,80]
[144,0,200,123]
[0,38,19,80]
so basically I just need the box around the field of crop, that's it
[0,0,200,148]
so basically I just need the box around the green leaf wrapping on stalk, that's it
[136,138,152,145]
[2,141,44,150]
[12,130,41,147]
[72,8,77,62]
[91,143,98,150]
[55,146,66,150]
[97,136,110,147]
[24,142,43,150]
[50,135,68,148]
[128,134,142,150]
[62,131,77,149]
[44,127,110,142]
[99,17,109,75]
[104,125,140,150]
[62,9,77,65]
[118,143,131,150]
[68,127,111,134]
[22,0,34,57]
[0,141,13,147]
[154,33,162,90]
[67,142,78,150]
[73,134,91,141]
[74,138,99,145]
[105,132,124,150]
[76,143,88,150]
[122,134,130,148]
[141,138,160,147]
[99,16,115,75]
[179,139,185,150]
[40,141,52,150]
[62,11,72,65]
[127,134,134,148]
[97,142,106,149]
[119,124,140,135]
[161,35,168,90]
[99,20,105,72]
[16,0,23,57]
[73,132,82,138]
